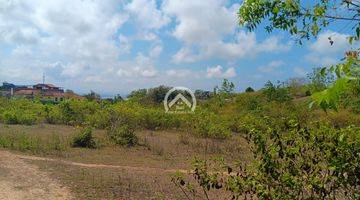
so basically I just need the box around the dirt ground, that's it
[0,124,251,199]
[0,150,73,200]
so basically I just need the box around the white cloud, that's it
[163,0,291,64]
[172,47,200,64]
[60,62,86,78]
[166,69,192,78]
[305,54,338,66]
[0,0,129,87]
[119,34,131,54]
[165,68,206,79]
[1,0,330,95]
[0,27,40,45]
[258,60,284,73]
[310,31,350,54]
[149,45,163,58]
[306,30,358,65]
[206,65,236,78]
[117,53,158,78]
[223,67,237,78]
[293,67,307,77]
[84,75,103,83]
[125,0,170,41]
[126,0,170,30]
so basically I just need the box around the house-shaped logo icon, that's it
[164,87,196,114]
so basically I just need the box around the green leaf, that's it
[311,77,349,111]
[272,6,279,14]
[335,65,342,78]
[349,36,354,44]
[320,67,327,76]
[339,134,345,143]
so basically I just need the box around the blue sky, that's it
[0,0,357,96]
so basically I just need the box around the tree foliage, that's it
[263,81,293,102]
[84,91,101,101]
[239,0,360,43]
[174,121,360,199]
[245,87,255,93]
[239,0,360,111]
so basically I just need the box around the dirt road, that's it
[16,153,189,174]
[0,151,73,200]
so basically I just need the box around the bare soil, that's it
[16,153,190,174]
[0,150,73,200]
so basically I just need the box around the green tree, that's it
[239,0,360,110]
[84,91,101,101]
[239,0,360,43]
[113,94,123,103]
[194,89,212,100]
[307,67,335,93]
[263,81,292,102]
[127,89,147,100]
[245,87,255,93]
[145,85,172,104]
[212,79,236,107]
[215,79,235,95]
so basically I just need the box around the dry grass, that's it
[0,124,252,199]
[29,159,182,200]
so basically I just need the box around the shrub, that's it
[191,112,231,140]
[140,109,163,130]
[44,106,62,124]
[58,100,100,125]
[86,109,111,129]
[230,113,266,133]
[174,121,360,200]
[111,103,140,129]
[107,125,138,147]
[235,93,263,112]
[72,127,96,148]
[2,110,37,125]
[17,133,41,152]
[0,135,13,148]
[245,87,254,93]
[18,113,37,125]
[139,109,180,130]
[263,81,293,103]
[0,132,41,153]
[3,110,18,124]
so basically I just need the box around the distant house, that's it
[33,84,63,92]
[13,88,40,98]
[0,82,30,98]
[0,82,83,102]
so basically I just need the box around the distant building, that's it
[0,82,83,102]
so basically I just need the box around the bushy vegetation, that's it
[0,73,359,199]
[0,0,357,198]
[189,111,231,140]
[0,76,359,134]
[72,127,97,148]
[234,6,360,197]
[173,119,360,199]
[107,125,138,147]
[0,130,68,154]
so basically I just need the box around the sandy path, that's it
[0,151,73,200]
[16,153,190,174]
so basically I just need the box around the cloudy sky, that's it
[0,0,357,96]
